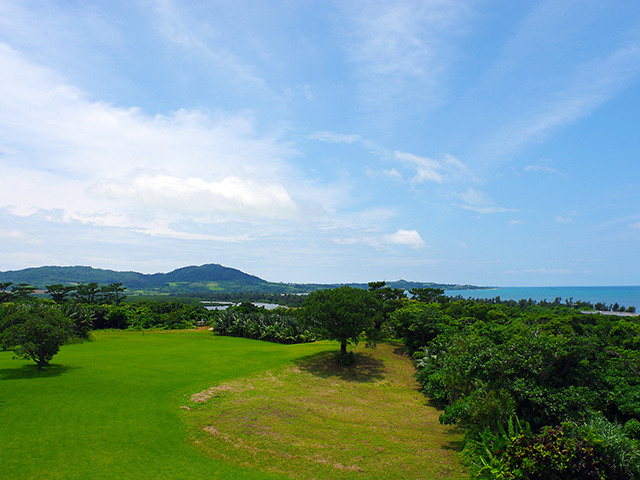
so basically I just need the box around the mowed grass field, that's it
[0,330,464,479]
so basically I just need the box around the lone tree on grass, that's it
[303,286,380,364]
[0,304,75,370]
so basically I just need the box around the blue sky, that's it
[1,0,639,286]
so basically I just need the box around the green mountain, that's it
[0,264,265,292]
[0,264,486,294]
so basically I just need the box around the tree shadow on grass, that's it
[0,363,78,380]
[294,350,386,383]
[441,427,465,451]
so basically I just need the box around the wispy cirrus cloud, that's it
[340,0,473,123]
[525,268,571,274]
[524,164,567,177]
[504,267,572,275]
[453,188,516,214]
[151,0,276,101]
[394,151,475,184]
[474,1,640,162]
[308,131,362,144]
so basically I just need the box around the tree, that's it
[104,282,127,305]
[368,281,406,331]
[409,287,447,304]
[11,283,36,300]
[0,282,13,302]
[46,284,76,304]
[0,304,74,369]
[74,282,100,304]
[303,286,379,363]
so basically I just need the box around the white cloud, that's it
[151,0,275,100]
[443,154,477,182]
[453,188,516,214]
[504,267,572,275]
[556,216,573,223]
[87,171,298,220]
[341,0,473,120]
[630,222,640,230]
[395,151,443,183]
[509,219,524,225]
[382,229,426,247]
[0,229,40,244]
[524,164,566,176]
[524,268,571,274]
[0,43,307,235]
[394,150,475,184]
[383,168,402,178]
[308,131,362,144]
[332,226,425,249]
[481,41,640,160]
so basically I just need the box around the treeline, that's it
[454,293,637,313]
[0,281,209,331]
[210,310,319,344]
[390,297,640,478]
[0,281,128,305]
[184,291,308,307]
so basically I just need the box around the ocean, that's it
[444,286,640,309]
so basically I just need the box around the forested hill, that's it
[0,264,484,294]
[0,264,265,292]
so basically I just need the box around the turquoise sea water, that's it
[444,286,640,309]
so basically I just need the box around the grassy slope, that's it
[0,332,464,479]
[0,331,330,479]
[184,342,466,479]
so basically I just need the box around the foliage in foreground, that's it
[464,415,640,480]
[390,297,640,478]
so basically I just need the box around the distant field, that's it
[0,331,464,479]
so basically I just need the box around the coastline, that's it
[446,286,640,310]
[580,310,640,317]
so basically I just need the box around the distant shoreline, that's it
[580,310,640,317]
[445,286,640,310]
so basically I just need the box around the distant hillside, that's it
[0,264,486,294]
[0,264,266,293]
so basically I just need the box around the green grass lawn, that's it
[0,331,464,479]
[184,341,465,479]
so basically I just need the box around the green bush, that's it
[577,415,640,479]
[503,425,617,480]
[625,419,640,440]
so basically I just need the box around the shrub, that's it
[502,425,617,480]
[578,415,640,479]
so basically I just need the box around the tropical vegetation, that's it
[2,266,640,478]
[390,295,640,478]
